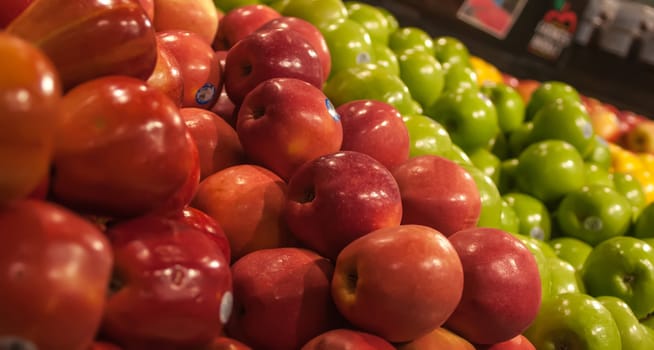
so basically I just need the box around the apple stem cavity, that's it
[299,188,316,203]
[107,273,125,296]
[0,337,37,350]
[241,63,253,77]
[345,270,358,294]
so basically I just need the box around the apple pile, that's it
[1,0,654,349]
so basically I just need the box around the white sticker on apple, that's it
[356,52,371,64]
[195,83,217,105]
[325,98,340,122]
[219,291,233,324]
[529,227,545,241]
[582,121,593,139]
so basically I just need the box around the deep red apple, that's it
[445,227,542,345]
[582,96,621,143]
[0,0,33,28]
[336,99,410,170]
[236,77,342,180]
[153,0,219,44]
[256,16,331,80]
[391,155,481,236]
[191,164,296,262]
[301,328,395,350]
[331,224,464,343]
[52,76,195,219]
[0,199,113,350]
[157,30,222,109]
[284,151,402,260]
[166,206,231,263]
[226,247,342,350]
[223,27,324,105]
[211,50,238,127]
[476,334,536,350]
[181,107,246,180]
[6,0,157,91]
[396,327,476,350]
[146,36,184,107]
[0,32,61,203]
[89,341,123,350]
[138,0,153,20]
[102,215,233,349]
[203,336,252,350]
[213,4,281,50]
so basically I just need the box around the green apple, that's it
[215,0,260,12]
[584,135,613,170]
[321,19,374,78]
[345,1,392,44]
[280,0,348,30]
[613,171,647,221]
[376,6,398,34]
[524,292,622,350]
[497,157,518,194]
[634,202,654,239]
[468,147,501,185]
[499,198,520,234]
[460,163,503,229]
[425,87,498,152]
[489,129,509,160]
[433,36,470,68]
[480,82,525,133]
[555,185,632,246]
[597,295,654,350]
[502,192,551,241]
[527,98,595,157]
[507,121,533,157]
[515,140,586,204]
[581,236,654,319]
[584,162,614,188]
[396,49,444,109]
[387,26,435,55]
[402,114,452,158]
[444,144,473,166]
[441,63,478,93]
[512,233,554,302]
[548,256,585,295]
[525,80,581,121]
[548,237,593,272]
[370,43,399,75]
[323,64,418,116]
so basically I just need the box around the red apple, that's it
[153,0,219,44]
[191,164,296,262]
[502,73,519,89]
[396,327,476,350]
[0,0,33,28]
[236,77,343,180]
[331,224,464,343]
[158,30,222,109]
[623,119,654,154]
[146,36,184,107]
[301,328,395,350]
[166,206,231,263]
[52,76,195,219]
[514,79,541,104]
[391,155,481,236]
[0,199,113,350]
[203,336,252,350]
[181,107,246,180]
[211,50,238,127]
[223,27,324,105]
[102,214,233,349]
[89,341,123,350]
[0,32,61,203]
[256,16,332,80]
[336,99,410,170]
[476,334,536,350]
[7,0,157,91]
[226,247,342,350]
[582,96,621,143]
[213,4,281,50]
[138,0,154,20]
[284,151,402,260]
[445,227,542,345]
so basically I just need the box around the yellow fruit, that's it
[609,143,645,174]
[633,170,654,204]
[469,56,503,86]
[639,153,654,173]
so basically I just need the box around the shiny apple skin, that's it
[336,99,410,170]
[52,76,194,219]
[284,151,403,260]
[158,30,223,109]
[102,215,233,350]
[223,27,324,105]
[168,206,232,264]
[153,0,219,45]
[392,155,482,236]
[0,199,113,350]
[213,4,281,50]
[146,36,185,107]
[6,0,157,91]
[301,329,395,350]
[0,0,33,28]
[0,32,62,203]
[203,336,252,350]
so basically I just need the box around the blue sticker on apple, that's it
[195,83,216,105]
[325,98,340,122]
